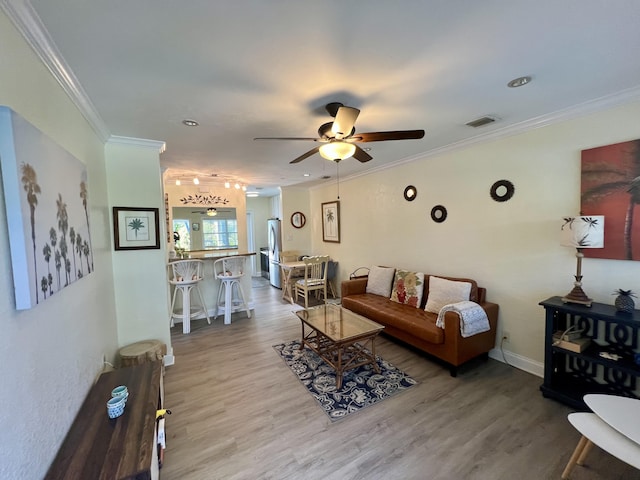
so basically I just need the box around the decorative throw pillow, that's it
[365,266,396,297]
[390,270,425,308]
[425,276,472,313]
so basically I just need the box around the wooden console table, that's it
[539,296,640,409]
[45,361,163,480]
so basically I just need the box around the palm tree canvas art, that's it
[0,107,94,309]
[581,138,640,260]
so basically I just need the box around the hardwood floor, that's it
[162,278,637,480]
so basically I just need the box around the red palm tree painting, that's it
[581,139,640,260]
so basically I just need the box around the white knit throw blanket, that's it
[436,301,490,338]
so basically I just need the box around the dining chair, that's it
[294,255,330,308]
[326,260,338,298]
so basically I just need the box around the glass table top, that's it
[295,303,383,342]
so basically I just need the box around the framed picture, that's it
[192,222,200,231]
[113,207,160,251]
[321,201,340,243]
[581,138,640,260]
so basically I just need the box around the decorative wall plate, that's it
[430,205,447,223]
[404,185,417,201]
[490,180,515,202]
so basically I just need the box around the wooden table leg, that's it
[577,439,593,466]
[562,435,589,479]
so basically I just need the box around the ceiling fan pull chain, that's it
[337,162,340,200]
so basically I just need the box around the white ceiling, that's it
[5,1,640,196]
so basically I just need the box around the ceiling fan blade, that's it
[332,106,360,139]
[290,146,320,164]
[352,145,373,163]
[351,130,425,142]
[254,137,320,141]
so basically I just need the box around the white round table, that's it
[584,393,640,445]
[562,395,640,479]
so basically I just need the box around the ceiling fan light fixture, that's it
[319,142,356,161]
[206,208,217,216]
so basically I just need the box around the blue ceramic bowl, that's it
[107,396,126,418]
[111,385,128,398]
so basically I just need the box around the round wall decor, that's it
[430,205,447,223]
[290,211,306,228]
[403,185,417,201]
[490,180,515,202]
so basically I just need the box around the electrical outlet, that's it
[502,331,510,343]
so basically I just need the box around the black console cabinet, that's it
[539,296,640,409]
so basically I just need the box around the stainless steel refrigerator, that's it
[267,218,282,288]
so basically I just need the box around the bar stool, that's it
[168,259,211,334]
[213,256,251,325]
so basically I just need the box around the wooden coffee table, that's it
[295,303,384,389]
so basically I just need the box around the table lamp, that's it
[560,216,604,307]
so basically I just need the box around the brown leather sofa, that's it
[341,275,499,376]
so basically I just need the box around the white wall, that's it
[0,10,118,479]
[106,140,172,350]
[280,186,311,254]
[247,195,272,274]
[308,100,640,376]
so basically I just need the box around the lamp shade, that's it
[207,208,217,217]
[319,142,356,161]
[560,216,604,248]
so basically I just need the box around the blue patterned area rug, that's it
[273,340,418,421]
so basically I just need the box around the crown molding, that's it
[108,135,166,154]
[319,86,640,189]
[0,0,110,142]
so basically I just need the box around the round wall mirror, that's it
[291,211,306,229]
[404,185,417,201]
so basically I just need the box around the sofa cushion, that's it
[424,276,472,313]
[390,270,425,308]
[365,266,395,297]
[342,294,444,344]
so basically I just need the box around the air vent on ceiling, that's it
[466,116,497,128]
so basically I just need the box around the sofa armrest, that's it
[341,277,368,297]
[442,301,500,341]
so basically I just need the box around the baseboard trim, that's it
[489,347,543,378]
[164,347,175,367]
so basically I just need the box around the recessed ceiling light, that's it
[246,192,259,197]
[303,173,310,177]
[182,119,199,126]
[507,76,532,88]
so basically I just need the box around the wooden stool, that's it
[118,339,166,368]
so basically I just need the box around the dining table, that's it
[279,260,306,303]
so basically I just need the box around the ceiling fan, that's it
[254,102,425,164]
[191,208,234,216]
